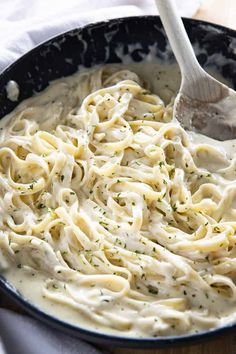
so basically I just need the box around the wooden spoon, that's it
[155,0,236,141]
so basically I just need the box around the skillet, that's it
[1,16,236,348]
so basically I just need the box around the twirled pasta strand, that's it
[1,66,236,336]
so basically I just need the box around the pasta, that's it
[1,64,236,337]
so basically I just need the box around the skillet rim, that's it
[1,15,236,347]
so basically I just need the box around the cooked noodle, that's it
[1,66,236,336]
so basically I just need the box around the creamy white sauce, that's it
[1,61,236,338]
[6,80,19,102]
[5,266,111,334]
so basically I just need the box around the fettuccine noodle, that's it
[1,65,236,336]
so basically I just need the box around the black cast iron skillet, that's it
[1,16,236,348]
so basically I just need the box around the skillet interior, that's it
[1,16,236,347]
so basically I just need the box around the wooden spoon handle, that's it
[154,0,219,100]
[154,0,202,75]
[155,0,228,101]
